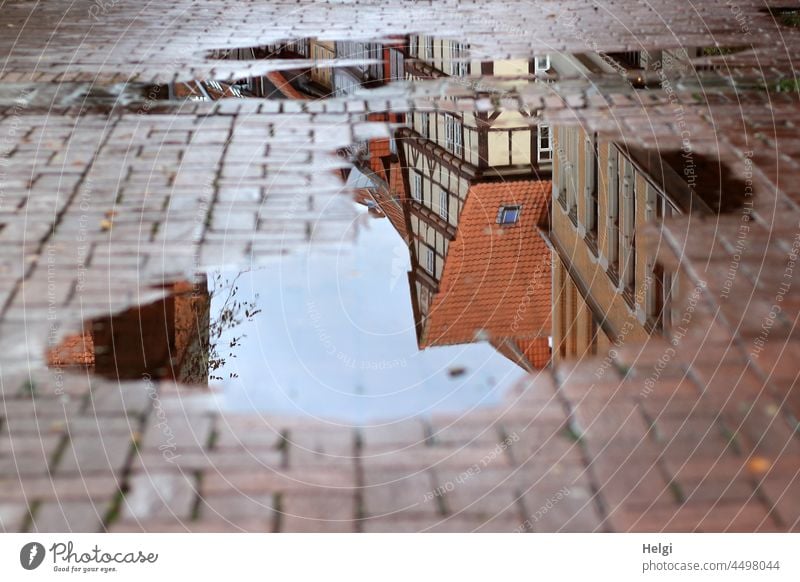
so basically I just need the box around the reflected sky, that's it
[210,204,526,424]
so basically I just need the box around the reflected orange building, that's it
[47,279,210,385]
[358,37,554,370]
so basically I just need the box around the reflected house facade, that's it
[542,51,719,362]
[546,126,714,362]
[371,37,555,370]
[47,280,211,384]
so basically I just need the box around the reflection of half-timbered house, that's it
[411,180,553,371]
[545,124,715,363]
[380,37,555,369]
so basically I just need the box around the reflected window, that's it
[585,132,599,239]
[497,205,521,225]
[538,124,553,163]
[425,246,435,274]
[425,36,435,60]
[412,173,422,202]
[419,111,430,137]
[444,115,463,156]
[607,145,620,272]
[450,42,470,76]
[534,55,551,74]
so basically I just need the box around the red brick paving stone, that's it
[362,511,523,533]
[666,455,758,504]
[571,398,652,443]
[638,381,722,419]
[214,415,284,450]
[202,468,355,496]
[429,513,526,533]
[500,399,567,425]
[285,427,355,468]
[0,503,28,532]
[197,493,276,531]
[592,447,674,509]
[428,416,504,448]
[0,397,82,420]
[515,446,588,484]
[359,443,513,470]
[133,449,283,474]
[0,476,121,504]
[0,409,73,437]
[520,480,603,533]
[280,492,357,532]
[359,419,428,449]
[55,434,133,476]
[655,417,739,463]
[759,474,800,532]
[361,468,439,518]
[110,518,271,533]
[727,408,799,460]
[439,472,523,521]
[141,414,214,454]
[31,501,106,533]
[88,384,154,416]
[121,473,198,524]
[611,500,780,533]
[0,434,62,476]
[508,426,583,465]
[66,416,139,436]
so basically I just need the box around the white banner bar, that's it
[1,534,798,581]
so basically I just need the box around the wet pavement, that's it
[1,1,800,532]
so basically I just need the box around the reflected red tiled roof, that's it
[423,180,552,352]
[491,336,552,370]
[266,71,308,100]
[518,336,551,368]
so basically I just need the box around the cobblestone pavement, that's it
[1,0,800,532]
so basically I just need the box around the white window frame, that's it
[412,173,422,202]
[424,36,435,60]
[621,159,636,290]
[535,55,551,74]
[584,134,598,234]
[439,189,448,220]
[419,112,430,137]
[445,115,463,156]
[538,124,553,163]
[425,246,435,274]
[450,42,470,76]
[607,145,621,267]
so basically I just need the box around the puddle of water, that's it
[196,38,757,100]
[47,36,762,422]
[209,206,528,423]
[49,203,529,424]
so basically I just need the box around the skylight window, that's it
[497,205,521,225]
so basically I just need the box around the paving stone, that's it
[32,500,106,533]
[280,492,357,532]
[121,473,198,522]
